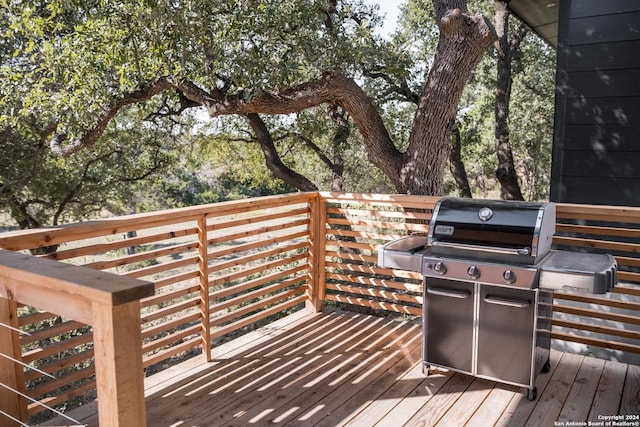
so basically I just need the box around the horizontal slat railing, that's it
[320,192,437,317]
[3,191,640,424]
[320,196,640,359]
[552,203,640,359]
[0,192,317,424]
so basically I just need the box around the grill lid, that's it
[428,198,556,264]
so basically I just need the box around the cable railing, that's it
[0,325,91,426]
[0,378,84,427]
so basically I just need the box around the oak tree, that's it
[2,0,497,197]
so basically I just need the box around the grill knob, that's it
[467,265,480,280]
[434,262,447,275]
[503,270,517,284]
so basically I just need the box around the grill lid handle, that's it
[430,240,531,256]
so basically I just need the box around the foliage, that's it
[133,145,296,213]
[508,33,555,201]
[1,0,380,137]
[443,8,555,201]
[0,3,188,228]
[2,0,500,197]
[0,105,177,228]
[0,0,557,225]
[197,109,395,194]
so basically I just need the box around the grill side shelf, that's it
[538,250,617,294]
[377,235,430,273]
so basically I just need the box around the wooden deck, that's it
[42,309,640,427]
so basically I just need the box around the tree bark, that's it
[328,107,349,192]
[494,1,527,200]
[449,126,472,197]
[402,4,497,195]
[330,126,347,192]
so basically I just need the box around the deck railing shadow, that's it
[145,310,423,426]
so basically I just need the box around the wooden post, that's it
[0,238,152,427]
[306,193,327,312]
[197,217,212,362]
[0,297,27,427]
[92,300,146,427]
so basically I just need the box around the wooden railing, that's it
[0,192,315,425]
[553,203,640,357]
[321,192,435,315]
[0,191,639,425]
[0,250,154,426]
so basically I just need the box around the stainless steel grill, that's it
[378,197,617,400]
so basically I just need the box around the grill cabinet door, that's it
[477,285,535,387]
[423,279,474,374]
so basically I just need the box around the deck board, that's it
[557,356,605,422]
[404,372,475,426]
[588,360,628,422]
[495,349,563,427]
[524,352,583,427]
[371,366,453,426]
[433,377,495,427]
[620,363,640,416]
[40,309,640,427]
[465,383,519,426]
[341,363,429,426]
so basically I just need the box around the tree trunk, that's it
[494,1,526,200]
[330,127,347,192]
[329,108,349,192]
[449,126,472,197]
[401,3,497,195]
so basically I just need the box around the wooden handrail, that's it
[0,249,154,427]
[0,192,316,252]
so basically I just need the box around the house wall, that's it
[550,0,640,206]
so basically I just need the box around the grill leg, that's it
[422,364,431,376]
[527,387,537,401]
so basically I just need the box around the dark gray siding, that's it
[550,0,640,206]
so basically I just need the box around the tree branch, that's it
[363,69,420,104]
[48,68,403,185]
[52,150,120,225]
[243,113,318,191]
[50,76,175,156]
[188,71,403,183]
[5,191,40,229]
[278,131,338,174]
[509,22,529,60]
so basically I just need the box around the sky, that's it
[366,0,403,36]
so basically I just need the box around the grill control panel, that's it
[423,256,539,289]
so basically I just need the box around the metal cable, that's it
[0,349,93,393]
[0,321,88,427]
[0,382,86,426]
[0,409,30,427]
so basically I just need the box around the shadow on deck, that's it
[42,309,640,427]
